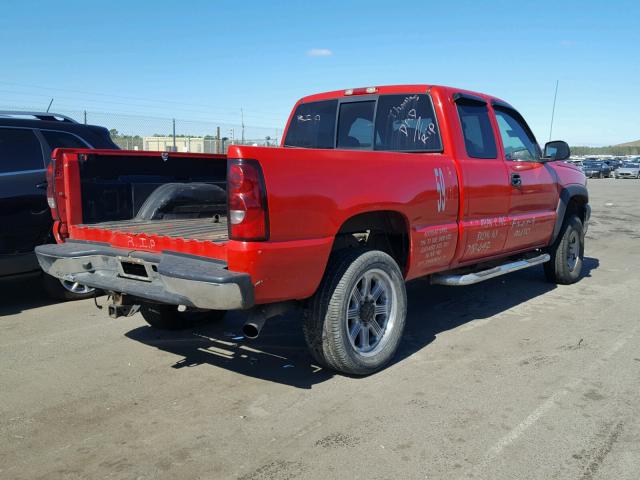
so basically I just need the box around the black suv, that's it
[0,111,118,299]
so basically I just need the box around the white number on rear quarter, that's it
[434,167,446,213]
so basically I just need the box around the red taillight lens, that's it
[46,162,58,218]
[227,159,268,241]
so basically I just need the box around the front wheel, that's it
[140,304,226,330]
[303,249,407,375]
[544,215,584,285]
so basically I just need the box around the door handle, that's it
[35,181,47,190]
[511,173,522,187]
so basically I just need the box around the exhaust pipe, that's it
[242,310,267,339]
[241,301,297,339]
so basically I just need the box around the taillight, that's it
[227,159,269,241]
[46,162,58,218]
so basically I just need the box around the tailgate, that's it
[50,148,229,259]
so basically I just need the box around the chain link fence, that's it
[1,105,282,153]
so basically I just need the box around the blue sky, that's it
[1,0,638,145]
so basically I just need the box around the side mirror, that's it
[543,140,570,161]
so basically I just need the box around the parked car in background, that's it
[0,111,119,299]
[582,160,611,178]
[603,158,622,172]
[614,162,640,179]
[566,158,583,166]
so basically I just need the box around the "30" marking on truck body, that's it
[434,167,446,213]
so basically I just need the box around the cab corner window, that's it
[337,101,375,149]
[455,101,497,159]
[494,108,541,162]
[284,99,338,149]
[374,94,442,152]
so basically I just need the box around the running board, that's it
[430,253,550,286]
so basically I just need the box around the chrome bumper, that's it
[35,242,254,310]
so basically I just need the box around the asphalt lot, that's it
[1,179,639,480]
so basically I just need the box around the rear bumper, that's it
[35,241,254,310]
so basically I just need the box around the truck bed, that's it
[78,217,229,242]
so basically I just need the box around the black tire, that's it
[544,215,584,285]
[42,273,96,301]
[140,304,226,330]
[303,249,407,376]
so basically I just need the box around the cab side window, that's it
[494,108,541,162]
[0,128,45,173]
[455,101,497,159]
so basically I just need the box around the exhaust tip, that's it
[242,323,261,339]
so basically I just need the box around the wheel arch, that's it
[331,210,411,274]
[550,184,589,244]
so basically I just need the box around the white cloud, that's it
[307,48,333,57]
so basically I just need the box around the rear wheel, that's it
[42,273,96,301]
[544,214,584,285]
[140,304,226,330]
[303,249,407,375]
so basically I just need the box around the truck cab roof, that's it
[296,84,512,109]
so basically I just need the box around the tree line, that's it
[570,145,640,156]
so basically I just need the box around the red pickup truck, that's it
[36,85,589,375]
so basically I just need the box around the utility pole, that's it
[172,118,176,152]
[83,110,87,124]
[216,126,221,154]
[549,80,559,142]
[241,108,245,144]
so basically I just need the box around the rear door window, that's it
[375,94,442,151]
[337,101,375,149]
[455,102,497,159]
[40,130,90,150]
[0,128,45,173]
[284,99,338,149]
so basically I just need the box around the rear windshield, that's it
[375,94,441,151]
[284,99,338,149]
[284,94,442,152]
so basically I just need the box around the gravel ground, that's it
[1,179,639,480]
